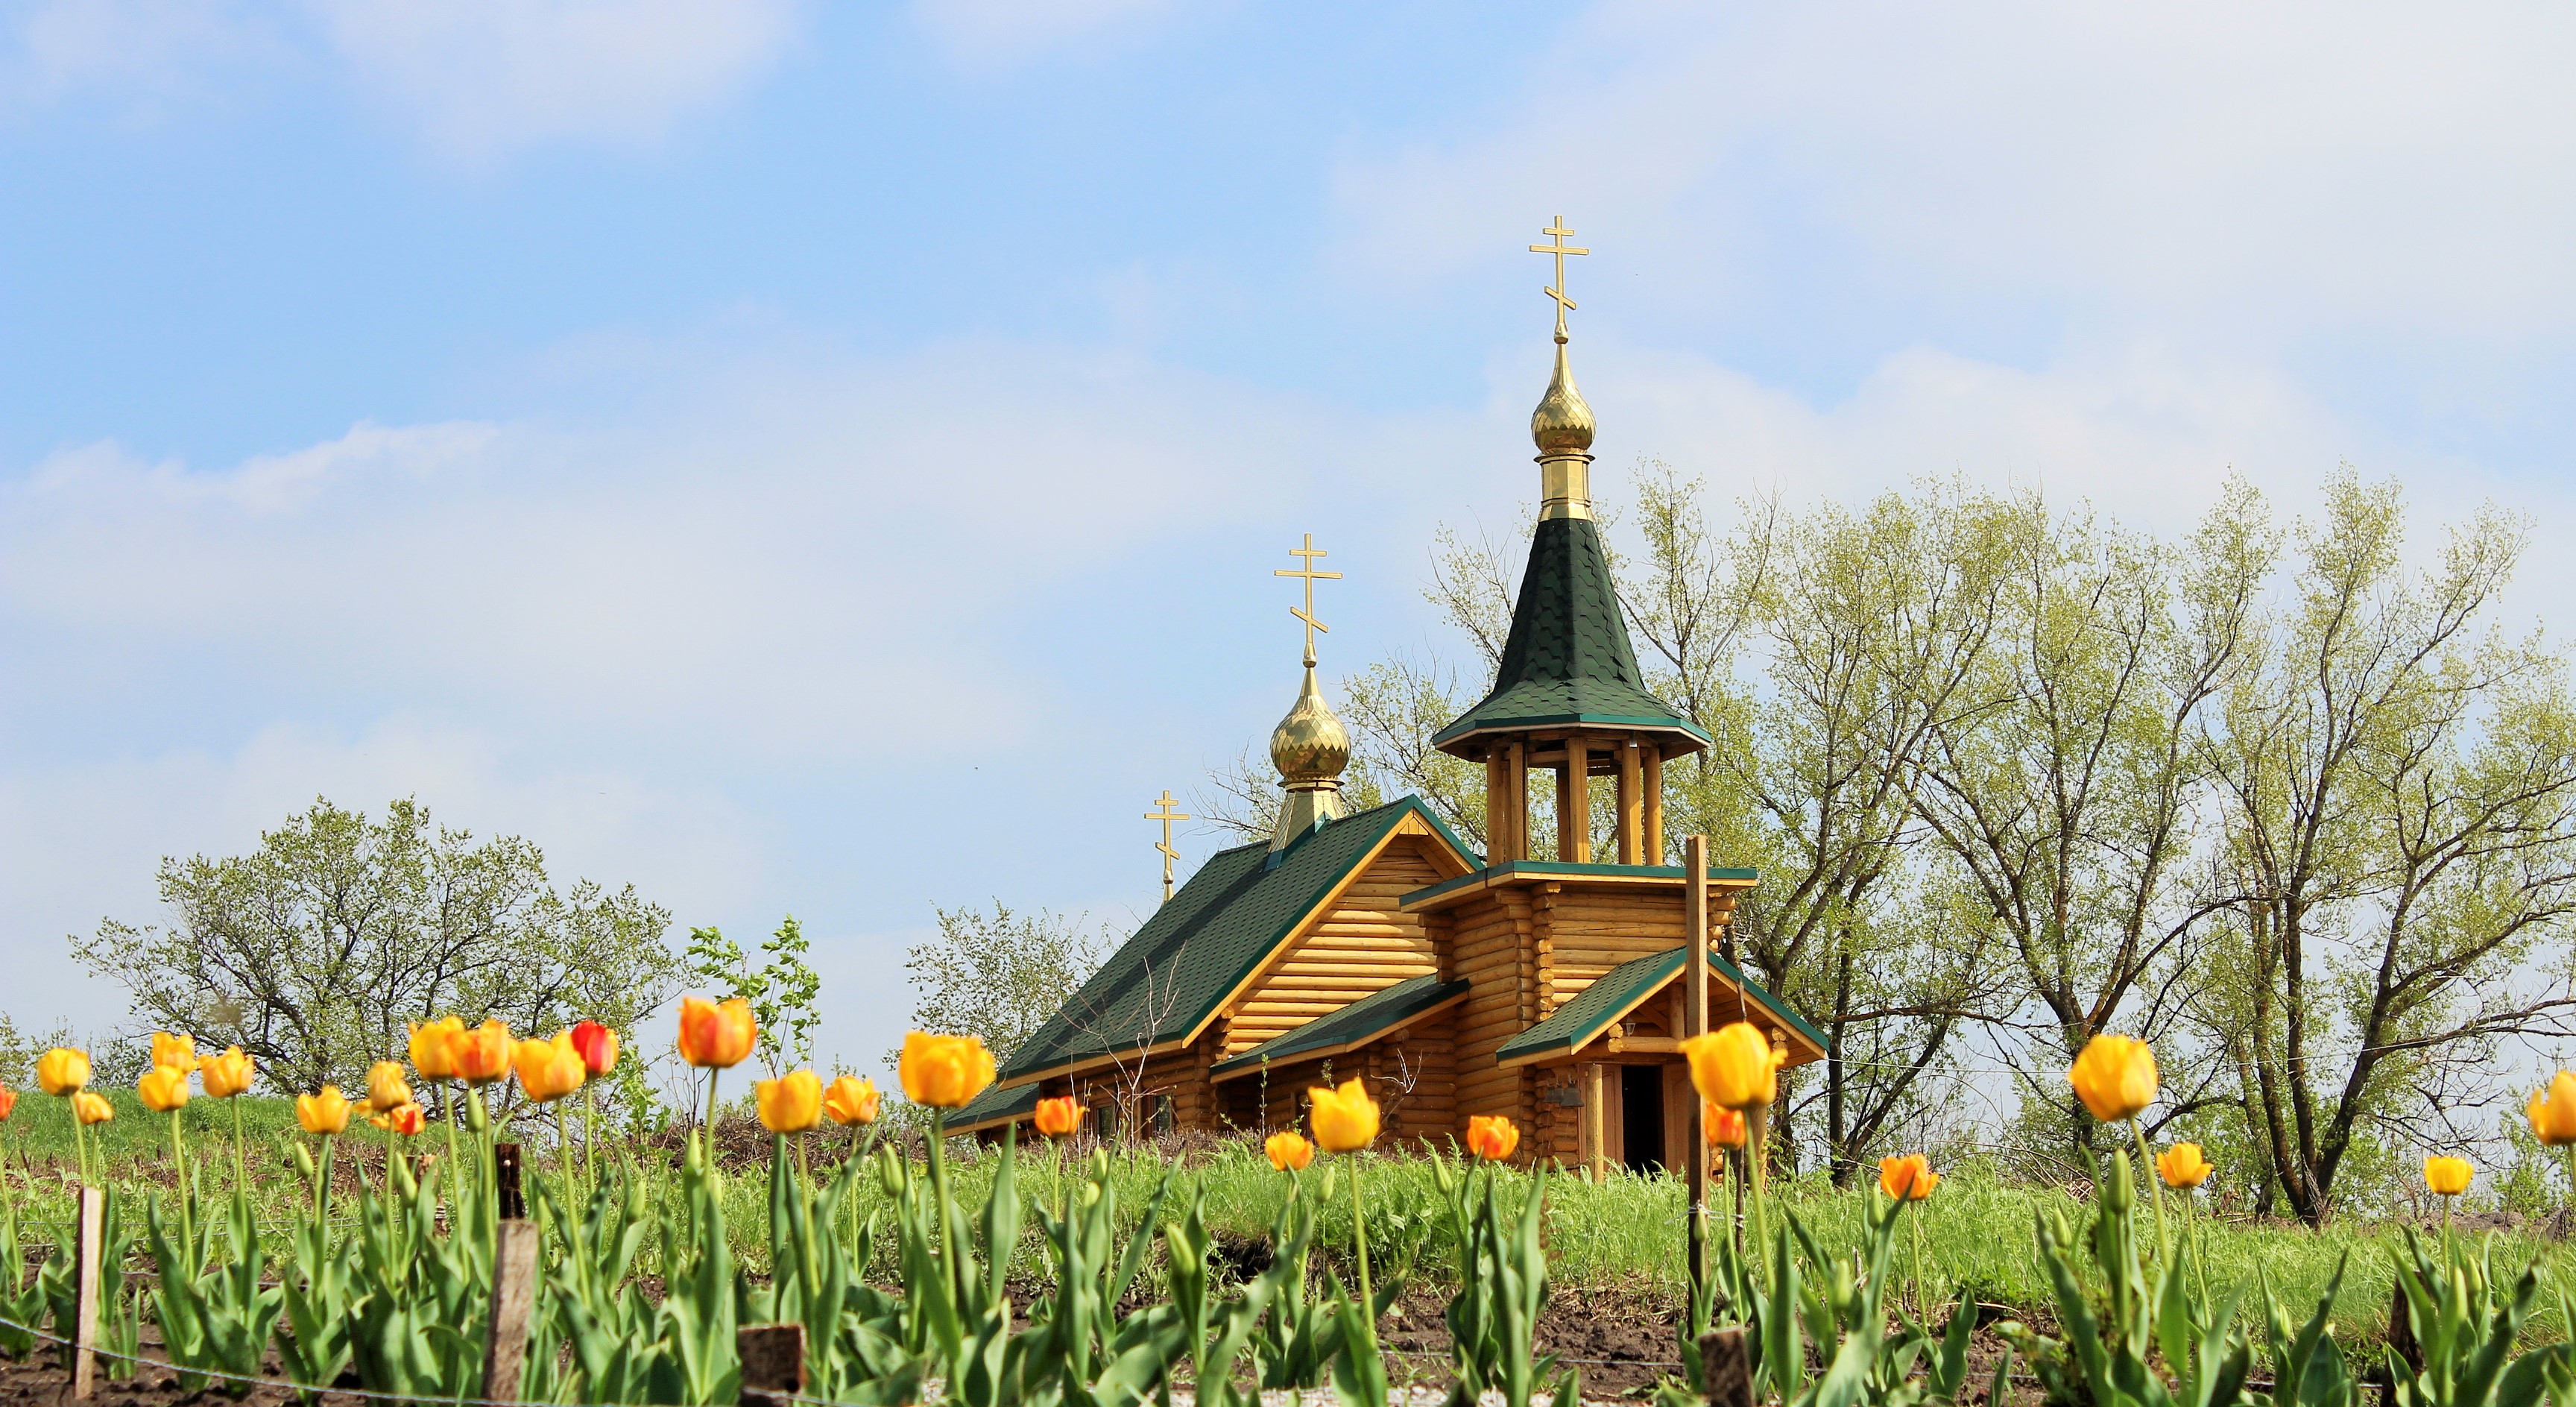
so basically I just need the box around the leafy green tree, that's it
[901,902,1107,1066]
[684,915,823,1076]
[80,796,678,1095]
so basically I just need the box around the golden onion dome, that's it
[1270,667,1351,783]
[1530,339,1595,456]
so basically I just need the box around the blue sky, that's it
[7,1,2576,1078]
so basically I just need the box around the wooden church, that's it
[952,224,1825,1174]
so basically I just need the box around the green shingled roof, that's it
[1208,974,1469,1080]
[1433,516,1708,754]
[997,796,1475,1083]
[1494,945,1828,1066]
[947,1079,1041,1134]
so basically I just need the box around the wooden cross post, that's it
[70,1183,104,1400]
[1684,834,1711,1302]
[483,1143,540,1404]
[738,1323,809,1407]
[1145,790,1190,903]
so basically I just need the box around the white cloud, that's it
[306,0,798,164]
[909,0,1178,69]
[0,0,280,109]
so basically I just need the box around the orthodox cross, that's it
[1145,790,1190,902]
[1529,215,1588,339]
[1275,532,1342,666]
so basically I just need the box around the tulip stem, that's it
[584,1083,602,1194]
[1908,1198,1926,1323]
[1349,1154,1374,1346]
[169,1109,194,1272]
[926,1110,962,1311]
[2132,1119,2171,1268]
[315,1133,334,1223]
[230,1098,249,1197]
[71,1108,90,1190]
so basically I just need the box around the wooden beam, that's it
[1617,741,1644,863]
[1505,739,1527,863]
[71,1184,101,1401]
[1562,739,1590,863]
[1643,747,1665,865]
[1584,1061,1606,1183]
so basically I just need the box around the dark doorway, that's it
[1620,1066,1666,1174]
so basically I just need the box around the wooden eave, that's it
[1398,860,1759,914]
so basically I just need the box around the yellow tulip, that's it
[72,1091,113,1126]
[2068,1033,2159,1122]
[756,1069,824,1133]
[365,1060,414,1112]
[1266,1130,1314,1171]
[1307,1077,1380,1153]
[512,1034,587,1104]
[678,996,759,1070]
[151,1031,197,1071]
[1679,1022,1784,1111]
[899,1032,997,1109]
[297,1086,353,1136]
[446,1019,512,1086]
[1878,1153,1938,1200]
[198,1047,255,1098]
[1466,1115,1518,1161]
[36,1048,91,1097]
[408,1016,463,1080]
[2157,1142,2214,1189]
[138,1064,191,1113]
[2528,1071,2576,1146]
[2425,1156,2473,1197]
[823,1075,881,1127]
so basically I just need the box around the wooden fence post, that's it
[1699,1326,1752,1407]
[482,1143,539,1404]
[739,1323,808,1407]
[70,1184,104,1401]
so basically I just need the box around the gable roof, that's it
[945,1079,1041,1136]
[1208,975,1469,1081]
[996,795,1476,1086]
[1432,516,1708,755]
[1494,944,1829,1067]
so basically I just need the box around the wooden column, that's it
[1505,740,1527,861]
[71,1185,102,1401]
[1485,751,1515,865]
[1617,741,1644,863]
[1643,748,1665,865]
[1583,1061,1606,1183]
[1685,835,1711,1298]
[1561,739,1591,862]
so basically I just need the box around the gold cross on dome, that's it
[1275,532,1342,666]
[1145,790,1190,901]
[1529,216,1588,339]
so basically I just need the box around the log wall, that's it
[1222,836,1450,1057]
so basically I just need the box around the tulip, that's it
[678,997,759,1070]
[1466,1115,1519,1162]
[2528,1071,2576,1146]
[1703,1101,1748,1149]
[1679,1022,1784,1111]
[408,1016,463,1080]
[2158,1143,2214,1190]
[756,1070,824,1133]
[1034,1095,1085,1139]
[510,1033,585,1104]
[899,1032,997,1109]
[151,1031,198,1072]
[297,1086,353,1136]
[823,1075,881,1127]
[73,1092,113,1125]
[36,1048,91,1097]
[2425,1155,2472,1197]
[1266,1130,1314,1172]
[365,1060,413,1113]
[0,1087,15,1121]
[2068,1034,2158,1122]
[1307,1077,1380,1153]
[568,1020,619,1075]
[139,1064,191,1112]
[382,1103,427,1137]
[198,1048,253,1098]
[446,1019,513,1087]
[1879,1153,1938,1201]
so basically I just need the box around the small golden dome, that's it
[1270,667,1351,783]
[1530,339,1595,456]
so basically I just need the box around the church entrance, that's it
[1620,1065,1666,1174]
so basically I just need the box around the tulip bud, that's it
[291,1142,317,1182]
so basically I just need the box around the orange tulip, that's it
[899,1032,997,1109]
[138,1064,191,1113]
[1034,1096,1085,1139]
[756,1070,824,1133]
[1266,1130,1315,1171]
[297,1086,353,1136]
[1466,1115,1519,1162]
[2425,1156,2473,1197]
[1702,1101,1748,1149]
[72,1091,113,1126]
[568,1020,619,1075]
[2068,1033,2158,1122]
[2157,1142,2214,1189]
[823,1075,881,1127]
[0,1088,16,1122]
[2529,1071,2576,1146]
[408,1017,463,1080]
[1679,1022,1784,1111]
[1307,1077,1380,1153]
[151,1031,198,1071]
[446,1019,512,1086]
[678,997,759,1070]
[36,1048,90,1097]
[512,1033,587,1104]
[365,1060,413,1112]
[198,1047,254,1098]
[1878,1153,1939,1200]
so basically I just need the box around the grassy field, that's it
[4,1087,2557,1345]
